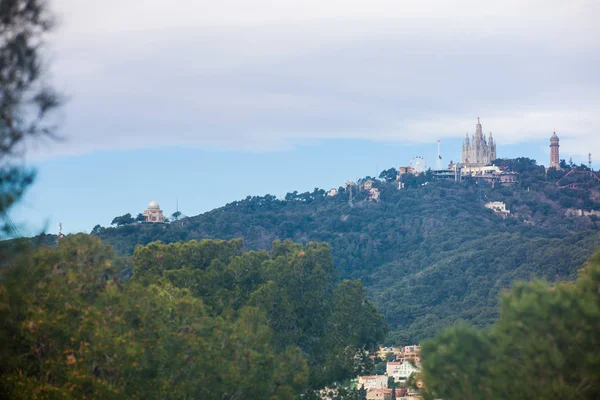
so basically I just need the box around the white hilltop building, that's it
[485,201,510,216]
[143,200,166,223]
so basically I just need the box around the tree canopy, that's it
[421,249,600,400]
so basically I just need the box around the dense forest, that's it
[78,158,600,342]
[0,235,386,398]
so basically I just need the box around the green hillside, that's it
[91,159,600,342]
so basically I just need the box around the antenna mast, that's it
[436,140,442,170]
[589,153,593,171]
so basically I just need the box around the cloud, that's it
[31,0,599,160]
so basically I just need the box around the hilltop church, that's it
[462,118,497,167]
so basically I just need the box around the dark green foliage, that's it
[0,235,309,398]
[131,238,387,388]
[421,250,600,400]
[111,213,135,226]
[379,167,398,182]
[90,162,600,342]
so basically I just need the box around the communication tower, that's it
[436,140,442,170]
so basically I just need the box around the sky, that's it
[8,0,600,235]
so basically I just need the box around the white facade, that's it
[357,375,388,390]
[143,200,165,223]
[387,361,420,381]
[485,201,510,215]
[327,188,338,197]
[369,187,380,201]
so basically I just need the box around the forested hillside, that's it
[85,160,600,341]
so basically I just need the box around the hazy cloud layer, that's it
[34,0,599,160]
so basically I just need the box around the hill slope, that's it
[94,163,600,342]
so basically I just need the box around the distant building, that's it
[402,345,421,359]
[143,200,165,223]
[485,201,510,216]
[462,118,497,167]
[387,360,420,382]
[398,166,415,176]
[361,180,374,190]
[327,188,338,197]
[367,388,407,400]
[357,375,388,390]
[369,187,380,201]
[375,346,404,360]
[550,132,560,169]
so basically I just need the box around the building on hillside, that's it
[361,179,374,191]
[462,118,497,167]
[375,346,404,360]
[387,361,421,382]
[460,164,501,176]
[498,171,519,184]
[357,375,388,390]
[403,345,421,359]
[366,388,407,400]
[143,200,165,223]
[550,132,561,169]
[398,166,415,176]
[485,201,510,216]
[369,187,380,201]
[327,188,338,197]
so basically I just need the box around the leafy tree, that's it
[111,213,134,226]
[0,235,307,399]
[0,0,61,236]
[135,213,146,222]
[379,167,398,182]
[131,238,387,389]
[172,211,182,220]
[421,250,600,399]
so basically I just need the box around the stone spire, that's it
[475,117,483,138]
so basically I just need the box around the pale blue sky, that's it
[7,0,600,235]
[11,136,581,236]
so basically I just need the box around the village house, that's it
[375,346,404,360]
[357,375,388,390]
[367,388,407,400]
[361,179,374,190]
[369,187,380,201]
[387,360,421,382]
[485,201,510,216]
[327,188,338,197]
[402,345,421,360]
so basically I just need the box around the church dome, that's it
[148,200,160,209]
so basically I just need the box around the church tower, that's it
[550,132,560,169]
[462,118,496,167]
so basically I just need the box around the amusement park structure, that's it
[556,168,600,189]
